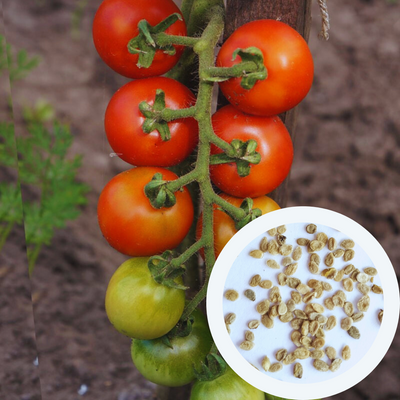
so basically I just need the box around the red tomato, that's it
[196,193,280,258]
[105,77,198,167]
[217,20,314,116]
[92,0,186,78]
[98,167,194,256]
[210,105,293,198]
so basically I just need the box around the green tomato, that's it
[105,257,185,340]
[131,308,213,387]
[190,366,265,400]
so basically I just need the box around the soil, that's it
[1,0,399,399]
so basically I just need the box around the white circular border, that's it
[207,206,399,400]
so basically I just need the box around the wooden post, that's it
[223,0,313,207]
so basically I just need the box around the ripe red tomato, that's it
[196,193,280,258]
[92,0,186,79]
[217,19,314,116]
[210,105,293,198]
[105,77,198,167]
[98,167,194,256]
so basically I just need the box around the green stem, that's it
[0,221,14,252]
[28,243,42,277]
[170,238,205,267]
[180,0,196,23]
[154,32,200,47]
[210,193,246,220]
[204,62,260,79]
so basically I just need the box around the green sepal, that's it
[234,198,262,230]
[193,353,227,382]
[148,251,188,290]
[232,47,267,89]
[144,173,177,209]
[159,315,194,349]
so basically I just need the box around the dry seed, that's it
[278,302,288,316]
[261,314,274,329]
[240,340,254,351]
[343,278,354,292]
[283,352,297,365]
[328,237,337,251]
[291,318,303,330]
[344,249,355,262]
[270,286,281,301]
[315,328,325,338]
[309,320,320,335]
[294,309,308,319]
[291,291,302,304]
[342,345,351,360]
[310,240,325,252]
[341,317,353,331]
[277,234,286,246]
[324,252,335,267]
[306,224,317,234]
[244,289,256,301]
[248,320,260,329]
[277,273,288,286]
[357,283,371,295]
[344,264,355,275]
[266,259,280,270]
[311,349,324,359]
[245,330,255,342]
[269,305,279,319]
[300,336,312,348]
[357,295,370,312]
[308,312,319,321]
[330,358,342,372]
[344,302,354,317]
[315,286,324,298]
[378,309,383,323]
[325,315,337,331]
[316,314,328,325]
[267,240,279,255]
[291,330,302,347]
[267,227,277,236]
[333,249,345,258]
[287,277,301,289]
[322,281,333,291]
[352,312,364,323]
[225,313,236,325]
[324,297,335,310]
[294,363,303,379]
[284,263,298,276]
[303,291,317,303]
[314,359,329,372]
[312,337,325,349]
[261,356,271,371]
[297,238,310,246]
[226,324,231,334]
[332,295,344,308]
[334,269,345,282]
[279,244,293,256]
[311,303,325,313]
[224,289,239,301]
[249,274,262,287]
[296,283,311,295]
[350,268,360,282]
[316,232,328,245]
[249,249,264,259]
[276,349,288,362]
[292,246,302,261]
[364,267,377,276]
[309,261,320,274]
[301,320,310,336]
[325,346,337,361]
[259,237,269,252]
[341,239,355,249]
[287,299,296,312]
[279,311,294,323]
[269,363,283,373]
[311,253,321,265]
[277,225,286,234]
[308,279,320,289]
[337,290,347,302]
[282,256,293,267]
[321,268,337,279]
[356,272,369,284]
[348,326,360,339]
[305,304,316,315]
[256,300,270,315]
[259,280,273,289]
[372,284,383,295]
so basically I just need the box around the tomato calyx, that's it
[148,250,188,290]
[127,13,182,68]
[194,353,227,382]
[160,314,194,348]
[227,198,262,230]
[210,139,261,177]
[144,172,178,209]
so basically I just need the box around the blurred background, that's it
[0,0,399,399]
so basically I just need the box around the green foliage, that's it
[0,122,17,167]
[0,183,23,226]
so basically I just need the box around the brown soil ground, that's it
[1,0,399,399]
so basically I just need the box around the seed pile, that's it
[223,223,384,381]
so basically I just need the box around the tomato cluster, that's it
[93,0,313,394]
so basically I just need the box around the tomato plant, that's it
[105,77,198,167]
[217,19,314,116]
[97,167,194,256]
[210,105,293,198]
[131,308,213,386]
[105,257,185,339]
[92,0,186,78]
[190,366,265,400]
[196,193,280,258]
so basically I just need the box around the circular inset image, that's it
[207,207,399,400]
